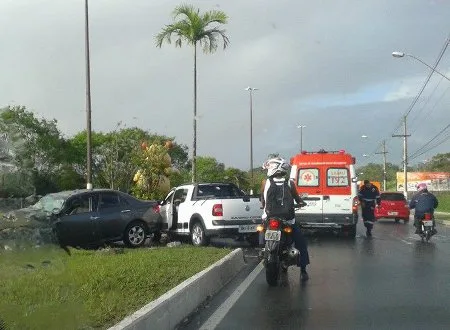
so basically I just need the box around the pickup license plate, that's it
[423,220,433,227]
[388,212,398,216]
[265,230,281,241]
[238,224,257,233]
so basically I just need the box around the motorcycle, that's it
[257,215,300,286]
[418,212,435,242]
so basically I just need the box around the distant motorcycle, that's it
[417,212,435,242]
[258,208,302,286]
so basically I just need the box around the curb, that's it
[108,248,246,330]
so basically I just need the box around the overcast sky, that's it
[1,0,449,170]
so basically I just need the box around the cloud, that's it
[1,0,450,170]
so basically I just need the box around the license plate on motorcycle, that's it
[265,230,281,241]
[423,220,433,227]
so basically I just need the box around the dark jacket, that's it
[409,190,438,218]
[358,185,381,208]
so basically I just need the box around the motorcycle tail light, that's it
[256,224,264,232]
[424,213,432,220]
[283,227,292,233]
[268,219,280,230]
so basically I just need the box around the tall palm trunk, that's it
[192,42,197,183]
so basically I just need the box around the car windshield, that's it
[32,194,68,213]
[380,193,405,201]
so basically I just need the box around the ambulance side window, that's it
[297,168,320,187]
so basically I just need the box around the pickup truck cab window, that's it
[194,184,244,199]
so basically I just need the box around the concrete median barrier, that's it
[109,248,246,330]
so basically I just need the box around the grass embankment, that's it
[436,192,450,213]
[0,246,231,330]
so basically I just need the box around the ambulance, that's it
[290,149,359,237]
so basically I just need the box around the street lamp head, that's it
[245,87,259,91]
[297,125,306,128]
[361,135,368,139]
[392,51,405,58]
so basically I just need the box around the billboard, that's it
[396,172,450,191]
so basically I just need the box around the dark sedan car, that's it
[51,189,161,248]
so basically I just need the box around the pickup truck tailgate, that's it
[220,198,262,223]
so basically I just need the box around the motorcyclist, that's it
[260,157,310,281]
[409,182,439,235]
[358,180,381,237]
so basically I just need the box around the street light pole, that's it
[375,140,389,191]
[392,51,450,82]
[85,0,93,190]
[245,87,258,195]
[297,125,306,152]
[393,116,411,198]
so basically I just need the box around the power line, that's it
[410,123,450,159]
[409,75,445,130]
[388,34,449,138]
[409,132,450,161]
[404,34,450,118]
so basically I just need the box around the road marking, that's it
[199,261,264,330]
[400,239,413,245]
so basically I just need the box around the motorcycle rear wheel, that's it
[266,261,280,286]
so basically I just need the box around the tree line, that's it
[0,106,263,199]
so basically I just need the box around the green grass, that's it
[436,192,450,213]
[0,246,231,330]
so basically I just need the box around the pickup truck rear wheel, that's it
[191,222,209,247]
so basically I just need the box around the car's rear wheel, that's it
[190,221,209,247]
[403,219,409,224]
[124,222,147,248]
[395,218,400,223]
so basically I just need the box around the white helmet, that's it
[262,157,290,177]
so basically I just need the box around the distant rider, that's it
[409,182,438,235]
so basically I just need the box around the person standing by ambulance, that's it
[358,180,381,237]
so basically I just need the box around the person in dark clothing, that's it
[409,182,439,234]
[358,180,381,237]
[260,157,310,281]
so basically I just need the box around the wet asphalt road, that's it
[180,220,450,330]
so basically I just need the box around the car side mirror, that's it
[351,177,358,183]
[243,196,250,202]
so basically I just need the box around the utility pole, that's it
[85,0,93,190]
[375,140,389,191]
[392,116,411,198]
[245,87,258,195]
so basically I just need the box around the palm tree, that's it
[156,4,229,183]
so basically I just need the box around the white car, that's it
[159,183,263,246]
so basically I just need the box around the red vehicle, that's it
[374,192,410,223]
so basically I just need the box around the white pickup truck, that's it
[158,183,263,246]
